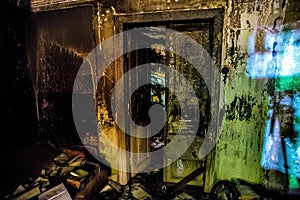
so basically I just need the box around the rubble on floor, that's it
[5,145,109,200]
[4,142,298,200]
[98,168,212,200]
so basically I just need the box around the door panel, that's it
[119,13,222,190]
[164,22,211,187]
[124,20,213,185]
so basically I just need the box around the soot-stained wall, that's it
[25,5,95,147]
[214,0,293,192]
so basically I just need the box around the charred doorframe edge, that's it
[114,8,224,192]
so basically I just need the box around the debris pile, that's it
[6,146,108,200]
[98,168,212,200]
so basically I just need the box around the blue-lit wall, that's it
[246,22,300,190]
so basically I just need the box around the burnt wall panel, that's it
[26,5,95,147]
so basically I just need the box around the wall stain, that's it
[226,94,257,121]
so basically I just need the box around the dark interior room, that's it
[1,0,300,199]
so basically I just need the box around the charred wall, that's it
[25,5,95,147]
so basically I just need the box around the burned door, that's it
[25,5,96,147]
[125,20,211,180]
[118,9,223,187]
[123,27,166,173]
[163,21,212,187]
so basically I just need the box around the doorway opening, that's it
[123,18,215,187]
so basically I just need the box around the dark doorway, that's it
[122,15,220,187]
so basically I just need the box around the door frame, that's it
[114,8,224,190]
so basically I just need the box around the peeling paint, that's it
[226,94,257,121]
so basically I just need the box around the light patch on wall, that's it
[238,14,259,50]
[245,24,300,82]
[238,30,253,51]
[241,14,258,29]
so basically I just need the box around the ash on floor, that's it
[97,169,211,200]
